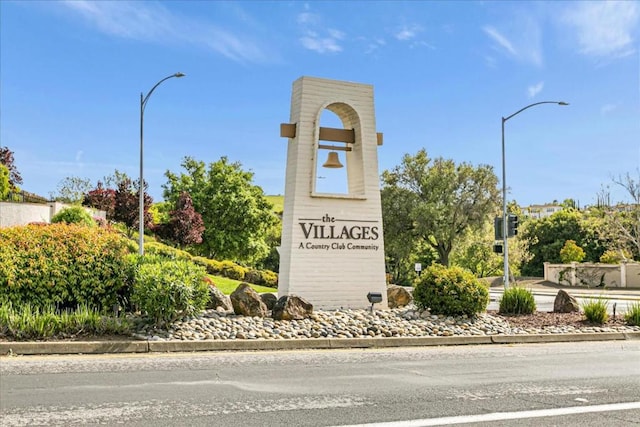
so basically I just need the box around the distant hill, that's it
[265,195,284,215]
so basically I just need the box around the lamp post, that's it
[139,72,185,255]
[502,101,568,288]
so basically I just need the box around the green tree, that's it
[50,176,92,204]
[450,218,503,278]
[0,164,9,200]
[519,209,602,276]
[381,149,500,266]
[163,156,277,263]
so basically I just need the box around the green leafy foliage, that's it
[0,301,132,340]
[582,298,609,324]
[0,164,9,200]
[162,156,277,264]
[245,269,278,288]
[220,260,247,280]
[520,209,604,276]
[0,224,134,310]
[498,287,536,315]
[624,302,640,326]
[131,258,209,327]
[381,149,500,267]
[51,206,96,227]
[412,264,489,317]
[144,241,193,261]
[599,249,632,264]
[559,240,586,263]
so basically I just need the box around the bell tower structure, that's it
[278,76,387,309]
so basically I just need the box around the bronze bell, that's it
[322,151,343,168]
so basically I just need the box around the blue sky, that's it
[1,1,639,207]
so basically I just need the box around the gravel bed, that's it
[132,306,640,341]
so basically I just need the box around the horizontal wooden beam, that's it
[318,127,354,144]
[281,123,382,146]
[318,144,352,152]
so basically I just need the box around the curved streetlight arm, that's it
[141,72,185,112]
[501,100,568,289]
[503,101,569,123]
[139,72,185,256]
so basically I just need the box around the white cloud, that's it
[562,1,638,58]
[75,150,83,162]
[394,24,423,41]
[528,81,544,98]
[300,33,342,53]
[296,9,344,54]
[483,18,543,67]
[60,0,272,63]
[483,26,516,56]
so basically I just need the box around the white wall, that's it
[0,201,106,227]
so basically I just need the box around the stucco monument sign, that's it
[278,76,388,310]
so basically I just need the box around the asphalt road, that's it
[2,341,639,426]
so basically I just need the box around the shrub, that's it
[144,241,193,261]
[192,256,223,275]
[51,206,96,227]
[582,298,609,324]
[0,224,134,311]
[220,260,247,280]
[559,240,585,263]
[624,302,640,326]
[131,258,209,327]
[412,264,489,317]
[599,249,632,264]
[260,269,278,288]
[243,269,278,288]
[499,287,536,315]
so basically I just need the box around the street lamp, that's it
[501,101,568,288]
[139,72,185,255]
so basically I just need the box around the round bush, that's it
[499,287,536,315]
[413,264,489,317]
[51,206,95,227]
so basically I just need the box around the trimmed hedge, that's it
[0,224,134,311]
[144,241,193,261]
[413,264,489,317]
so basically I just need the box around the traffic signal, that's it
[493,244,503,254]
[507,214,519,237]
[494,217,503,240]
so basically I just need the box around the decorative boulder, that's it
[230,283,267,317]
[272,295,313,321]
[260,293,278,311]
[387,285,412,308]
[553,289,580,313]
[206,285,233,312]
